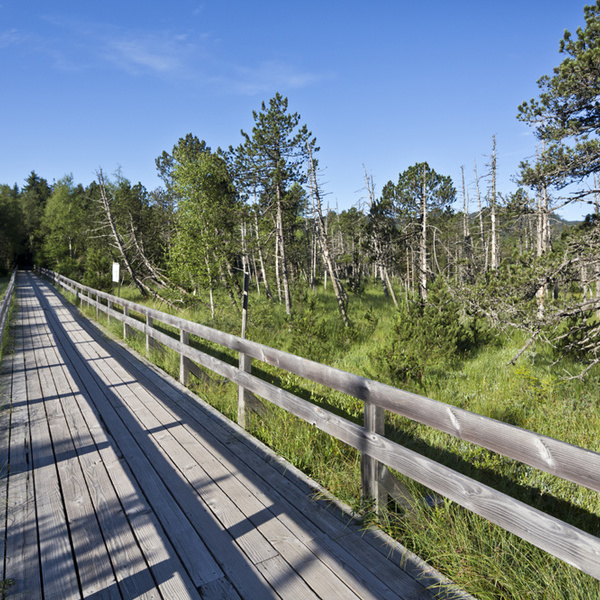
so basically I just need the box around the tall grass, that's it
[70,281,600,599]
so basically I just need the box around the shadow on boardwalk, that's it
[1,272,466,599]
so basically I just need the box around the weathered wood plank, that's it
[88,320,435,600]
[43,314,221,591]
[31,311,119,599]
[30,284,160,599]
[27,274,202,600]
[21,292,81,600]
[0,338,13,586]
[3,306,43,600]
[64,325,279,599]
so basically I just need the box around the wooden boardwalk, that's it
[0,272,460,599]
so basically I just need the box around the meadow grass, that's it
[69,281,600,600]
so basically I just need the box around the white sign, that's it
[112,262,120,283]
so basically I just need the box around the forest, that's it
[2,3,600,598]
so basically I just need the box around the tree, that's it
[231,93,316,315]
[169,138,239,315]
[41,175,89,276]
[390,162,456,301]
[0,184,23,273]
[306,143,350,326]
[518,1,600,201]
[20,171,52,266]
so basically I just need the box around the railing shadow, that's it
[26,272,455,599]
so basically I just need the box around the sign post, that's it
[112,262,120,297]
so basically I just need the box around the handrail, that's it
[35,266,600,580]
[0,268,17,346]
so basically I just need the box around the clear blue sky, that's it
[0,1,593,220]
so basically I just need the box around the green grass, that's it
[68,281,600,600]
[0,275,11,302]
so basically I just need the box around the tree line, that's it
[2,2,600,374]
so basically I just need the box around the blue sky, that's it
[0,1,593,220]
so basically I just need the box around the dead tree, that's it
[307,144,351,327]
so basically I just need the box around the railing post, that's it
[96,293,100,320]
[123,305,129,340]
[237,270,251,429]
[180,329,190,385]
[361,401,387,512]
[107,299,112,324]
[238,354,251,429]
[146,313,153,354]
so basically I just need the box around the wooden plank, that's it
[28,273,202,600]
[254,554,319,599]
[88,320,434,600]
[2,303,43,600]
[20,289,81,600]
[31,314,119,599]
[33,286,219,593]
[31,294,153,599]
[362,402,386,510]
[0,337,14,586]
[64,327,279,599]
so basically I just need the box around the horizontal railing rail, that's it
[0,268,17,346]
[36,266,600,581]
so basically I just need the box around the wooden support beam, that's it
[361,402,386,511]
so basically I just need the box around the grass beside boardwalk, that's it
[0,275,11,301]
[0,274,16,362]
[66,282,600,600]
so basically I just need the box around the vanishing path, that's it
[0,272,455,599]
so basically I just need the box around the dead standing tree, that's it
[307,144,350,327]
[95,170,180,309]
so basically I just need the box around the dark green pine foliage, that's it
[518,1,600,191]
[231,93,317,315]
[20,171,52,266]
[0,184,23,274]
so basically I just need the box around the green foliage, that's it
[518,1,600,189]
[82,247,114,291]
[168,137,239,295]
[289,296,325,358]
[19,171,52,266]
[0,184,22,274]
[41,175,89,277]
[375,278,484,386]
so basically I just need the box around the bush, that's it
[374,278,485,386]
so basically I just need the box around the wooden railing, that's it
[0,268,17,346]
[36,267,600,580]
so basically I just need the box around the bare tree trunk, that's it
[474,160,487,271]
[204,254,215,319]
[275,185,293,315]
[383,267,398,307]
[274,227,282,303]
[308,144,350,326]
[419,167,428,301]
[128,214,189,297]
[97,170,146,296]
[461,165,472,282]
[490,135,498,270]
[254,210,272,300]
